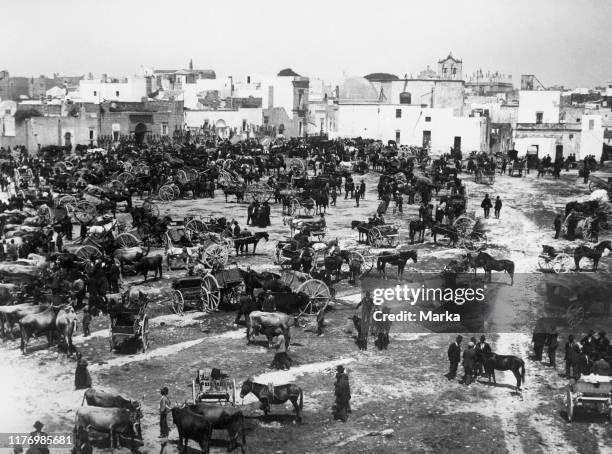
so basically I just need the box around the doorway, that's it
[453,136,461,152]
[134,123,147,145]
[422,130,431,148]
[555,144,563,161]
[64,132,72,148]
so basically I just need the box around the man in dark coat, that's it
[447,335,462,379]
[461,342,477,385]
[548,329,559,368]
[494,196,502,219]
[246,201,256,226]
[554,214,562,239]
[574,347,591,379]
[564,335,575,377]
[28,421,50,454]
[532,328,547,361]
[333,365,351,422]
[475,335,491,376]
[75,352,92,390]
[481,194,492,218]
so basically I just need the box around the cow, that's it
[136,255,163,281]
[113,246,149,275]
[75,407,141,451]
[269,292,310,314]
[0,282,19,305]
[187,403,246,453]
[0,303,46,339]
[55,305,78,356]
[246,311,297,347]
[18,304,67,353]
[82,388,142,437]
[171,406,213,454]
[482,352,525,391]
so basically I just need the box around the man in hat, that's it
[159,387,171,438]
[447,335,462,380]
[564,334,576,378]
[355,186,361,207]
[475,335,491,376]
[29,421,50,454]
[333,365,351,422]
[359,180,366,199]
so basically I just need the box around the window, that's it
[425,116,431,122]
[113,131,119,141]
[569,134,574,139]
[399,92,411,104]
[242,119,247,131]
[161,123,168,136]
[536,112,543,124]
[93,91,97,97]
[589,119,595,130]
[452,67,457,75]
[576,118,581,123]
[115,91,120,97]
[395,130,401,143]
[263,116,269,125]
[395,109,402,118]
[89,130,94,140]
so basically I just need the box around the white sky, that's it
[1,0,611,88]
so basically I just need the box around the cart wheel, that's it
[142,199,159,218]
[75,245,102,260]
[185,219,208,242]
[552,253,572,273]
[566,389,574,422]
[202,244,229,269]
[201,274,221,312]
[537,257,551,272]
[140,315,149,353]
[290,199,301,216]
[159,185,175,202]
[116,233,140,248]
[296,279,331,316]
[566,303,585,329]
[369,227,382,247]
[172,291,185,315]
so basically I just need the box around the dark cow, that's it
[188,403,246,453]
[269,292,310,314]
[0,303,46,339]
[136,255,163,281]
[18,304,67,353]
[482,352,525,390]
[171,406,213,454]
[75,407,141,450]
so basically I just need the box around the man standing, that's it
[462,342,477,385]
[475,335,491,376]
[554,214,562,239]
[159,386,171,438]
[333,365,351,422]
[82,307,91,337]
[494,196,502,219]
[548,328,559,368]
[246,201,256,226]
[355,291,374,350]
[481,194,492,219]
[75,352,92,390]
[359,180,366,199]
[564,335,575,378]
[29,421,50,454]
[532,327,547,361]
[447,335,462,379]
[331,187,337,206]
[270,331,291,370]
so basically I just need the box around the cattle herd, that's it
[0,135,610,453]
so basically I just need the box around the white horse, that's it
[164,241,203,270]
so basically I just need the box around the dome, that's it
[338,77,379,101]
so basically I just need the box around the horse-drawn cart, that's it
[279,270,332,316]
[566,375,612,422]
[588,175,612,197]
[109,297,150,353]
[474,168,495,185]
[453,214,488,250]
[537,245,573,273]
[368,224,400,248]
[191,369,237,406]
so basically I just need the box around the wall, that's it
[368,79,465,114]
[517,90,560,123]
[79,78,148,104]
[333,104,487,153]
[513,125,580,158]
[184,108,262,134]
[580,114,603,160]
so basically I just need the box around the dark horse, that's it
[239,378,303,422]
[239,269,290,295]
[468,251,514,285]
[323,251,351,281]
[430,222,458,247]
[234,231,269,255]
[574,240,612,271]
[313,190,329,214]
[481,352,525,391]
[409,220,427,244]
[376,250,418,279]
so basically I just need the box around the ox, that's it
[246,311,296,347]
[18,304,69,353]
[0,303,47,340]
[136,255,163,281]
[171,406,213,454]
[56,305,78,355]
[187,403,246,453]
[82,388,142,437]
[75,407,141,451]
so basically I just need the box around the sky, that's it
[1,0,611,88]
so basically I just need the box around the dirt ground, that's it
[2,166,612,454]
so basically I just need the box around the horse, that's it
[313,190,329,214]
[430,223,458,247]
[239,378,303,422]
[234,231,269,255]
[239,269,290,295]
[323,251,350,282]
[481,352,525,391]
[408,220,427,244]
[468,251,514,285]
[574,240,612,271]
[376,250,417,279]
